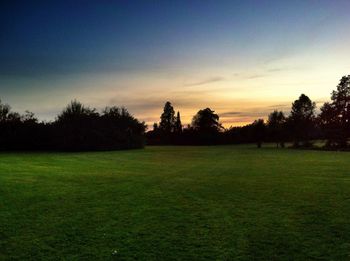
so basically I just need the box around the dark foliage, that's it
[148,82,350,149]
[147,95,318,148]
[192,108,222,133]
[267,111,286,148]
[289,94,316,147]
[318,75,350,148]
[189,108,223,145]
[147,105,224,145]
[174,111,182,133]
[0,99,146,151]
[251,119,266,148]
[159,101,176,133]
[2,74,349,151]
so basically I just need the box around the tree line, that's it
[147,75,350,149]
[1,75,349,151]
[0,100,146,151]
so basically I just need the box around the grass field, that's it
[1,145,350,260]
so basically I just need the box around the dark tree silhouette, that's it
[319,102,341,147]
[0,100,22,123]
[55,100,100,150]
[0,99,145,151]
[146,82,348,149]
[0,100,11,122]
[331,76,350,126]
[101,106,146,150]
[153,122,159,131]
[267,110,286,148]
[174,111,182,133]
[159,101,175,133]
[251,119,266,148]
[322,75,350,148]
[289,94,316,147]
[0,100,41,150]
[22,111,38,124]
[57,100,98,122]
[3,73,350,151]
[192,108,222,133]
[190,108,222,145]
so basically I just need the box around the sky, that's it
[1,0,350,128]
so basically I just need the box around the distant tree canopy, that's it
[192,108,222,133]
[57,100,99,123]
[174,111,182,133]
[1,74,350,151]
[0,99,146,151]
[289,94,316,147]
[159,101,176,133]
[319,75,350,148]
[251,119,266,148]
[147,94,318,148]
[0,100,22,123]
[331,76,350,129]
[267,111,286,147]
[148,104,224,145]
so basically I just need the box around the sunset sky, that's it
[1,1,350,128]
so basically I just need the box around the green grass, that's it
[1,145,350,260]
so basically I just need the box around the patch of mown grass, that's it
[1,145,350,260]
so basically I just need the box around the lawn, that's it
[1,145,350,260]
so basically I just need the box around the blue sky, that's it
[1,1,349,126]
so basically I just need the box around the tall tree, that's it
[331,75,350,124]
[289,94,316,147]
[192,108,221,132]
[0,99,11,122]
[174,111,182,133]
[319,102,341,147]
[267,110,286,147]
[251,119,266,148]
[328,75,350,147]
[159,101,175,133]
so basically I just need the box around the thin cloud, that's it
[247,74,266,79]
[267,68,285,72]
[184,76,225,87]
[233,72,267,80]
[219,104,293,122]
[268,103,290,108]
[220,110,267,118]
[219,111,242,117]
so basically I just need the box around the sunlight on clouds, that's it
[3,60,348,128]
[2,26,349,128]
